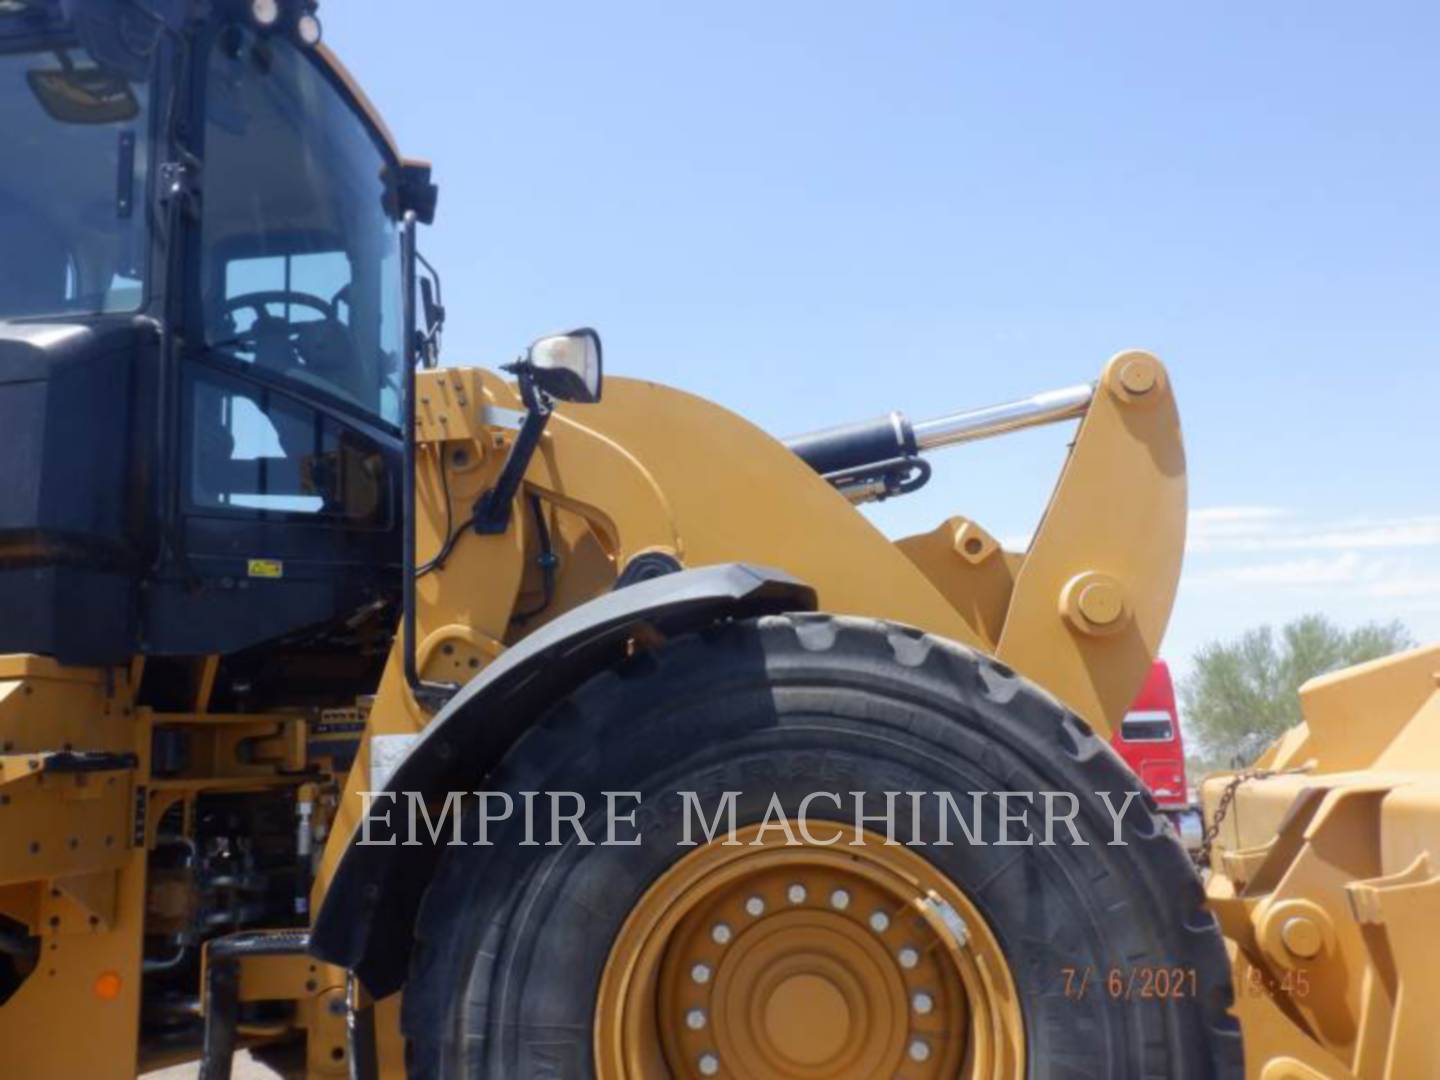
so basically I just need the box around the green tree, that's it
[1181,614,1414,768]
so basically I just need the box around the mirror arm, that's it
[472,375,551,536]
[400,212,458,710]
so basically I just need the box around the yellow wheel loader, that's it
[0,2,1428,1078]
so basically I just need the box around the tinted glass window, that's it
[0,45,149,318]
[190,371,390,524]
[1121,710,1175,743]
[199,25,402,423]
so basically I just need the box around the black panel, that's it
[0,317,154,662]
[0,564,131,664]
[0,317,401,663]
[142,571,388,656]
[134,359,402,657]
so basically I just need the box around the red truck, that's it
[1110,660,1192,817]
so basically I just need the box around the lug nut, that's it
[909,1038,931,1062]
[686,1008,707,1030]
[869,911,891,933]
[787,883,807,904]
[829,888,851,911]
[898,946,919,969]
[690,963,712,985]
[711,923,732,945]
[698,1052,720,1075]
[912,991,934,1015]
[745,896,765,917]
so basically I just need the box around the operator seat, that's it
[0,209,69,318]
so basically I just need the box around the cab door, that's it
[142,19,405,656]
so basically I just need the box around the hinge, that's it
[158,159,201,218]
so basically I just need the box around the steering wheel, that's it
[220,292,335,338]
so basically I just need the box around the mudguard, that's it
[310,562,815,995]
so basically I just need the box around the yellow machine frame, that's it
[0,349,1186,1075]
[1202,646,1440,1077]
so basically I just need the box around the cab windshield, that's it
[200,24,402,424]
[0,40,149,319]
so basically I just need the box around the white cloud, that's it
[1188,507,1440,554]
[1187,551,1372,588]
[1168,508,1440,670]
[1190,506,1288,525]
[995,507,1440,560]
[1358,574,1440,599]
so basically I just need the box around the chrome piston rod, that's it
[910,382,1094,451]
[784,380,1096,503]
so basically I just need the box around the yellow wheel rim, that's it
[595,821,1026,1079]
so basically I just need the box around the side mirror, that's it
[524,328,603,404]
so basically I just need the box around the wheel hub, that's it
[595,821,1025,1078]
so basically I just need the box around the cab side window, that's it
[188,370,389,524]
[197,23,403,425]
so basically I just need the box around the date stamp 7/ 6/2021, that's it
[1062,964,1313,1002]
[1061,966,1200,1002]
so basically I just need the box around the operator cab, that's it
[0,0,435,700]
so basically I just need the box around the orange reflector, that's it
[94,971,123,1000]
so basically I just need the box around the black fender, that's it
[309,562,815,995]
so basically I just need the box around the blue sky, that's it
[328,1,1440,677]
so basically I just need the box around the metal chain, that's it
[1198,764,1314,868]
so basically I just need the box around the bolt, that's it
[1280,916,1323,959]
[829,889,850,911]
[711,923,732,945]
[1118,355,1158,395]
[698,1052,720,1076]
[1078,580,1124,626]
[869,911,890,933]
[745,896,765,917]
[686,1008,707,1030]
[898,946,919,969]
[1061,572,1128,635]
[908,1039,931,1062]
[913,991,934,1015]
[690,963,711,985]
[787,883,807,904]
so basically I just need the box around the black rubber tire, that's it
[402,614,1242,1078]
